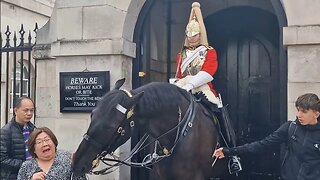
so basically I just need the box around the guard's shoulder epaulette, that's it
[206,45,214,49]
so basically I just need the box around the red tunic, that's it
[176,48,218,96]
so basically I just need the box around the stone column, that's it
[33,0,137,179]
[283,1,320,119]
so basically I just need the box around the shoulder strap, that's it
[282,121,296,167]
[288,121,297,142]
[180,45,207,73]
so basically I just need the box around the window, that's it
[10,60,33,108]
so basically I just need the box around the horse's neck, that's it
[146,99,191,146]
[137,114,176,147]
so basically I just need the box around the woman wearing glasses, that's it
[17,127,86,180]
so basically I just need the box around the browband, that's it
[116,104,126,114]
[116,89,134,119]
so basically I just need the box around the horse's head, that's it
[72,78,143,175]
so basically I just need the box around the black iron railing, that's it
[0,23,38,123]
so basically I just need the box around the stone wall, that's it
[1,0,54,32]
[0,0,54,127]
[33,0,140,179]
[282,0,320,119]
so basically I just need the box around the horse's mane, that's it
[132,82,189,116]
[95,82,189,117]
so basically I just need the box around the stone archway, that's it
[130,0,287,180]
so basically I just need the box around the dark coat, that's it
[224,119,320,180]
[0,118,35,180]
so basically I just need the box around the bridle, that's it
[82,89,198,175]
[81,89,136,172]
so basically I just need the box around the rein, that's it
[88,91,198,175]
[82,89,136,174]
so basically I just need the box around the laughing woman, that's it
[17,127,86,180]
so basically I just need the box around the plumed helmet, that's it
[186,17,200,37]
[184,2,209,47]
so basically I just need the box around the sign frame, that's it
[59,71,110,112]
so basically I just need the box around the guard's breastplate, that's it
[181,49,207,76]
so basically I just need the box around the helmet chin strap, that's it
[188,42,200,48]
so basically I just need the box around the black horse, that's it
[72,79,228,180]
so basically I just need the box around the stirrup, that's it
[228,156,242,175]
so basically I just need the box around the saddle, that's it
[194,92,242,175]
[194,92,233,146]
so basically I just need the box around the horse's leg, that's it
[210,158,229,177]
[171,159,206,180]
[150,165,162,180]
[193,171,205,180]
[179,171,205,180]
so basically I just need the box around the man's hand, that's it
[214,147,226,159]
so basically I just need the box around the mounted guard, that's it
[170,2,242,175]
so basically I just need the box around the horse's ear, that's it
[128,91,144,105]
[114,78,125,90]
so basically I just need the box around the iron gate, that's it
[0,23,38,124]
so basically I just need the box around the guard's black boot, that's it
[228,155,242,175]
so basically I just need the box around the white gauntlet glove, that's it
[182,83,194,91]
[169,78,178,84]
[171,71,213,92]
[187,71,213,90]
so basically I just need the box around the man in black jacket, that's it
[214,93,320,180]
[0,97,36,180]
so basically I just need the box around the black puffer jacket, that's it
[224,119,320,180]
[0,118,35,180]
